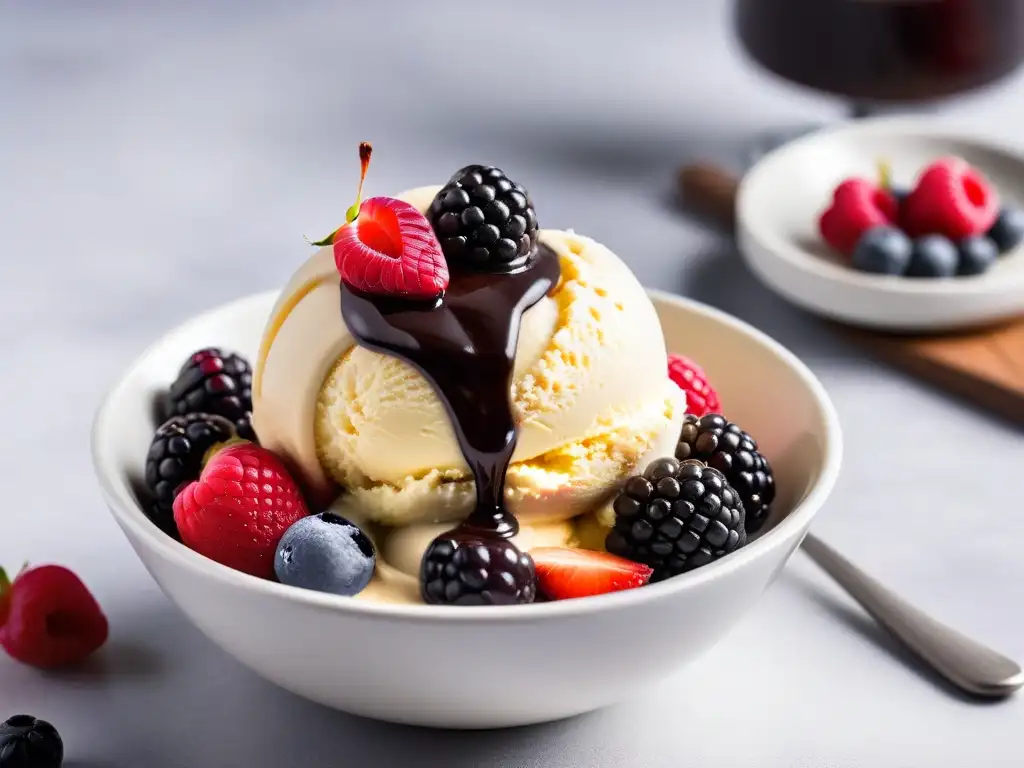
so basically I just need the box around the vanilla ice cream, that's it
[252,185,685,602]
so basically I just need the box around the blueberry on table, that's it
[986,207,1024,253]
[956,236,999,276]
[0,715,63,768]
[274,513,376,597]
[906,235,958,278]
[850,227,912,276]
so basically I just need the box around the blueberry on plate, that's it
[906,235,958,278]
[957,236,999,276]
[850,226,913,275]
[274,513,376,596]
[986,207,1024,253]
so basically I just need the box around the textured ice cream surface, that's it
[254,185,685,529]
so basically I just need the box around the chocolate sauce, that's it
[340,245,560,538]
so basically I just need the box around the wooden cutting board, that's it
[677,163,1024,426]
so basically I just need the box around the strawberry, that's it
[667,353,721,418]
[818,178,899,256]
[173,443,310,579]
[334,196,449,300]
[902,156,999,240]
[531,548,652,600]
[0,564,109,669]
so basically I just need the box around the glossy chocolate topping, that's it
[340,245,560,538]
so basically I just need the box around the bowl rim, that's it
[736,115,1024,297]
[91,288,843,623]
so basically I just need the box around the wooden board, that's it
[677,163,1024,426]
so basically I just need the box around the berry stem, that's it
[308,141,374,247]
[877,158,893,191]
[0,566,10,626]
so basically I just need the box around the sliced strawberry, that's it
[531,547,652,600]
[334,196,449,300]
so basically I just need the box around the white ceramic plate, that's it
[91,290,842,729]
[737,117,1024,332]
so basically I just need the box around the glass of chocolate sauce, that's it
[733,0,1024,158]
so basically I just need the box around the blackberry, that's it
[0,715,63,768]
[427,165,538,272]
[421,529,536,606]
[144,412,235,536]
[606,457,746,580]
[165,348,255,440]
[675,413,775,534]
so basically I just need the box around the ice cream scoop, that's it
[254,185,683,525]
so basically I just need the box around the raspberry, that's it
[606,458,747,580]
[421,529,536,606]
[667,354,721,417]
[0,565,108,670]
[173,443,310,579]
[428,165,538,272]
[903,157,999,240]
[334,196,449,300]
[818,178,899,255]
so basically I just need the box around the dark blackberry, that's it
[165,348,254,439]
[144,412,235,536]
[421,528,536,606]
[427,165,538,272]
[606,457,746,580]
[675,413,775,534]
[0,714,63,768]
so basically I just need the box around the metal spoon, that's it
[801,532,1023,699]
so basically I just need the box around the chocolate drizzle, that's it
[340,245,560,538]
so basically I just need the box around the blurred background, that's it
[3,1,1023,765]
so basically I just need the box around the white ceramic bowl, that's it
[737,117,1024,332]
[91,290,842,729]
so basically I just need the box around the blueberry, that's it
[274,513,375,596]
[986,207,1024,253]
[906,235,958,278]
[0,715,63,768]
[850,227,912,275]
[957,236,999,276]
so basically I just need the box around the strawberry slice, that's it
[531,547,653,600]
[334,196,449,300]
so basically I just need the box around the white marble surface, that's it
[2,1,1023,765]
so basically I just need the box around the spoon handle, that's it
[801,532,1023,698]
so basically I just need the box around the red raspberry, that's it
[334,196,450,300]
[667,354,721,418]
[173,443,310,579]
[902,156,999,239]
[0,564,109,669]
[818,179,899,255]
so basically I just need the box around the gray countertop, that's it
[2,2,1022,766]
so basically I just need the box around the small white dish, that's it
[737,117,1024,332]
[91,290,842,729]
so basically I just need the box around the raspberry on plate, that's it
[667,353,721,417]
[173,443,310,579]
[902,156,999,240]
[819,178,899,255]
[0,565,108,670]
